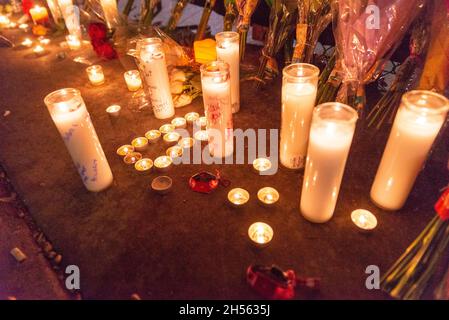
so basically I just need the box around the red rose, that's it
[88,23,107,42]
[22,0,34,15]
[93,42,117,60]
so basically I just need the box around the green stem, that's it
[123,0,135,16]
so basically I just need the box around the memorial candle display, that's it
[215,32,240,113]
[123,70,142,92]
[370,91,449,210]
[44,88,113,192]
[300,102,358,223]
[29,6,49,25]
[280,63,319,169]
[86,65,105,86]
[99,0,120,30]
[57,0,81,37]
[139,38,175,119]
[200,61,233,158]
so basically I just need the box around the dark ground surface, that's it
[1,27,449,300]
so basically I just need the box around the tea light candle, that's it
[39,37,50,45]
[19,23,29,31]
[166,146,183,159]
[163,132,180,145]
[8,22,17,28]
[257,187,279,206]
[171,117,187,129]
[151,176,172,194]
[159,124,175,134]
[195,116,207,128]
[123,70,142,92]
[29,6,49,24]
[253,158,272,174]
[33,45,45,56]
[58,0,82,38]
[134,158,153,173]
[106,104,121,118]
[351,209,377,232]
[116,144,134,156]
[145,130,161,143]
[66,34,81,50]
[248,222,273,247]
[227,188,249,207]
[21,38,33,47]
[184,112,200,123]
[194,130,208,141]
[154,156,172,172]
[178,137,195,149]
[123,152,142,165]
[86,65,105,86]
[131,137,149,152]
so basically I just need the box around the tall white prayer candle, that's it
[44,89,113,192]
[280,63,319,169]
[99,0,120,30]
[215,31,240,113]
[57,0,81,37]
[139,38,175,119]
[300,102,358,223]
[46,0,63,23]
[200,61,233,158]
[371,91,449,210]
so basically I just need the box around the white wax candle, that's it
[44,89,113,192]
[57,0,81,37]
[140,38,175,119]
[123,70,142,92]
[371,91,449,210]
[46,0,63,22]
[216,32,240,113]
[99,0,120,30]
[86,65,105,86]
[201,63,233,158]
[300,103,357,223]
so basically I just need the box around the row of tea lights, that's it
[85,64,143,92]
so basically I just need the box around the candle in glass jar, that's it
[200,61,233,158]
[184,112,200,123]
[46,0,63,24]
[131,137,149,152]
[29,6,49,24]
[99,0,120,29]
[66,34,81,50]
[248,222,273,247]
[351,209,377,232]
[116,144,134,156]
[171,117,187,129]
[300,102,358,223]
[123,70,142,92]
[140,38,175,119]
[44,88,113,192]
[216,32,240,113]
[57,0,81,37]
[86,65,105,86]
[227,188,249,207]
[370,91,449,210]
[280,63,319,169]
[145,130,161,143]
[257,187,279,206]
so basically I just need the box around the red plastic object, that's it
[246,265,296,300]
[188,171,220,194]
[435,188,449,221]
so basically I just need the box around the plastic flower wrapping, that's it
[329,0,426,113]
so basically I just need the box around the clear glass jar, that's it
[300,102,358,223]
[280,63,319,169]
[371,90,449,210]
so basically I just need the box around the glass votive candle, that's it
[184,112,200,123]
[166,146,183,159]
[351,209,378,232]
[131,137,149,152]
[86,65,105,86]
[106,104,121,118]
[227,188,250,207]
[154,155,173,172]
[257,187,280,206]
[145,130,161,143]
[195,116,207,128]
[194,130,208,141]
[123,152,142,165]
[171,117,187,129]
[253,158,272,174]
[163,132,180,145]
[124,70,142,92]
[116,144,134,156]
[178,137,195,149]
[66,34,81,50]
[134,158,153,174]
[21,38,33,47]
[159,124,175,134]
[248,222,274,248]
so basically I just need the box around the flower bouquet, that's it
[319,0,425,114]
[236,0,260,60]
